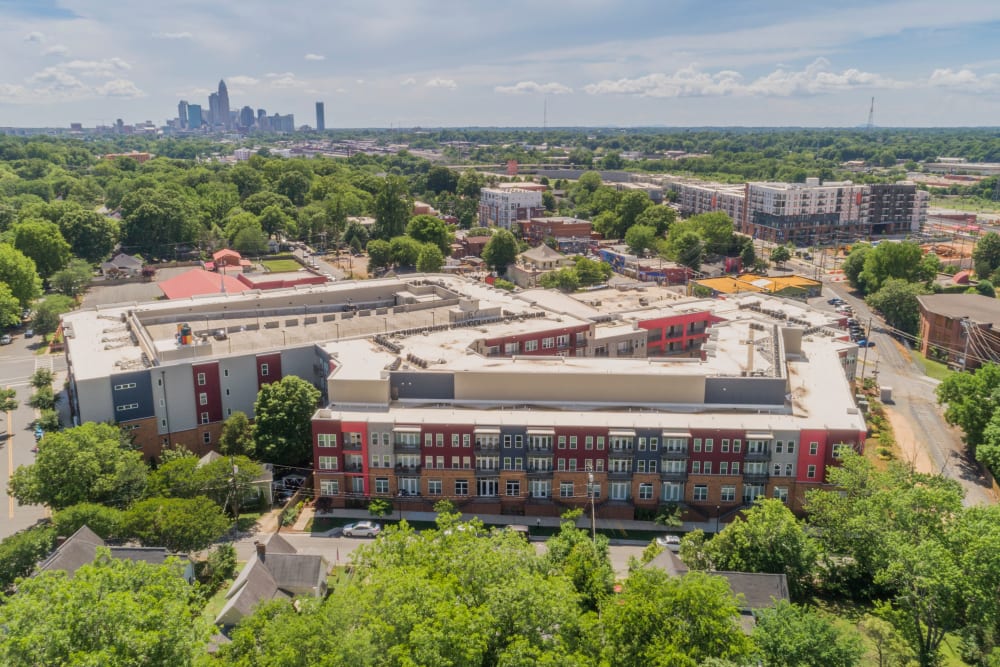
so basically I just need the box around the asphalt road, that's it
[819,282,995,506]
[0,335,66,539]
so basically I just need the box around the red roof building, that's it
[209,249,252,272]
[159,269,247,300]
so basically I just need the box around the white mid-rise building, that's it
[478,188,544,230]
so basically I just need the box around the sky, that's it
[1,0,999,128]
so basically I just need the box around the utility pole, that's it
[229,455,241,526]
[961,317,971,371]
[587,464,596,544]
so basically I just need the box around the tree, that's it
[0,525,55,593]
[275,171,311,206]
[544,510,614,611]
[406,214,454,254]
[219,411,255,457]
[416,243,445,273]
[866,279,928,335]
[28,385,56,411]
[625,224,657,255]
[574,256,612,286]
[57,208,118,263]
[373,175,412,241]
[600,568,753,666]
[231,221,268,254]
[258,204,295,238]
[52,502,123,540]
[859,241,935,294]
[482,228,519,273]
[119,188,200,257]
[0,283,21,329]
[366,239,393,270]
[30,367,54,390]
[8,422,148,510]
[389,235,422,267]
[672,231,704,271]
[0,552,211,666]
[752,601,865,667]
[843,244,873,290]
[0,243,42,307]
[32,294,75,336]
[635,205,677,235]
[770,245,791,267]
[937,363,1000,456]
[342,221,369,249]
[11,219,72,279]
[701,499,818,600]
[49,258,92,297]
[426,166,459,194]
[976,279,996,298]
[973,232,1000,279]
[368,498,391,521]
[253,375,321,466]
[0,387,17,413]
[539,268,580,292]
[122,496,230,552]
[739,240,757,269]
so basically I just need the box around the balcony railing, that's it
[344,463,363,473]
[394,464,421,474]
[745,449,770,461]
[474,440,500,451]
[660,470,688,481]
[661,449,689,460]
[743,472,770,484]
[527,468,553,477]
[607,469,632,480]
[343,440,363,451]
[393,440,421,451]
[475,467,500,477]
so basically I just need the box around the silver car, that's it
[342,521,381,538]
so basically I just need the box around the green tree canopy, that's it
[219,410,255,457]
[57,208,118,263]
[0,283,21,329]
[8,422,147,510]
[50,258,93,297]
[482,228,519,273]
[858,241,936,294]
[11,219,72,279]
[0,525,56,593]
[406,214,454,254]
[0,243,42,307]
[389,235,422,267]
[973,232,1000,280]
[373,175,412,241]
[32,293,75,336]
[625,224,658,255]
[865,278,928,335]
[366,239,393,270]
[770,245,791,267]
[635,204,677,235]
[253,375,321,466]
[122,496,230,552]
[0,551,211,666]
[752,601,865,667]
[416,243,445,273]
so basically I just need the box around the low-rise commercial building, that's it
[916,293,1000,369]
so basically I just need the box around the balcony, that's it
[393,440,421,452]
[394,464,422,474]
[661,449,689,460]
[660,470,688,482]
[474,440,500,451]
[743,472,770,484]
[342,440,362,451]
[527,468,553,478]
[475,468,500,477]
[745,449,770,461]
[526,448,553,457]
[344,463,364,473]
[608,469,632,480]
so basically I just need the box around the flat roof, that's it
[916,293,1000,327]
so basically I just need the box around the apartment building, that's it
[677,181,746,223]
[478,188,545,230]
[518,216,593,246]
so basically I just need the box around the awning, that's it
[745,432,774,440]
[474,427,501,435]
[392,425,422,434]
[526,428,555,436]
[662,431,692,439]
[608,429,636,438]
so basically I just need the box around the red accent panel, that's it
[256,353,282,389]
[192,362,223,423]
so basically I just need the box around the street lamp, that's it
[587,469,596,544]
[715,505,721,534]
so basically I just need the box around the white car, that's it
[342,521,381,538]
[656,535,681,552]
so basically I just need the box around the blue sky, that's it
[1,0,999,128]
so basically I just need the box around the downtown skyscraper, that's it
[315,101,325,131]
[217,79,231,130]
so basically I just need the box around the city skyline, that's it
[1,0,999,128]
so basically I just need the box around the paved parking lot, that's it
[81,267,194,308]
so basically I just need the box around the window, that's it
[597,437,605,450]
[703,462,712,475]
[569,436,577,450]
[638,437,647,451]
[161,419,167,428]
[436,456,444,469]
[504,435,512,448]
[721,485,736,502]
[785,463,793,476]
[595,459,605,472]
[383,433,390,446]
[809,442,819,456]
[463,456,471,469]
[506,480,520,497]
[585,436,594,450]
[375,478,389,494]
[199,392,208,406]
[202,432,211,444]
[721,439,730,453]
[428,479,442,495]
[113,382,137,391]
[542,337,554,349]
[786,442,795,454]
[524,339,538,352]
[648,460,657,473]
[560,482,574,498]
[318,433,337,448]
[636,460,646,473]
[225,389,230,396]
[452,434,459,447]
[610,482,629,500]
[693,438,702,453]
[589,483,601,499]
[451,456,460,469]
[833,443,852,459]
[720,462,728,475]
[515,435,523,447]
[455,480,469,496]
[197,373,206,386]
[569,459,577,472]
[775,441,783,454]
[505,342,519,354]
[662,482,683,502]
[200,412,210,424]
[556,334,569,348]
[649,437,658,452]
[478,478,499,497]
[704,439,714,453]
[530,480,551,498]
[733,439,742,453]
[260,363,269,377]
[558,436,566,450]
[437,433,444,447]
[463,434,471,448]
[693,485,708,501]
[557,458,566,471]
[773,463,782,476]
[115,403,139,412]
[320,480,339,496]
[732,462,740,474]
[807,465,817,478]
[774,487,789,503]
[351,478,364,494]
[370,433,379,446]
[425,433,432,447]
[639,483,653,500]
[692,461,701,474]
[319,456,338,470]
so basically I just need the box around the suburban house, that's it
[205,249,253,273]
[916,293,1000,370]
[100,253,144,278]
[36,525,195,582]
[506,244,575,288]
[216,533,329,627]
[197,451,275,506]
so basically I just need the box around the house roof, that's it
[916,293,1000,327]
[216,560,287,626]
[159,268,247,300]
[644,549,789,611]
[519,244,565,263]
[213,249,242,262]
[37,525,178,578]
[645,549,689,576]
[108,253,143,269]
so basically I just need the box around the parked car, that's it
[656,535,682,552]
[24,329,34,338]
[0,334,11,345]
[828,298,845,305]
[213,329,228,340]
[857,340,875,348]
[281,474,307,489]
[342,521,381,538]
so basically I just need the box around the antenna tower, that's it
[866,97,875,131]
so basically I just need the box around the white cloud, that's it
[928,68,1000,93]
[265,72,295,78]
[23,32,44,43]
[270,73,306,89]
[426,77,457,89]
[356,79,365,85]
[152,31,194,39]
[96,79,146,98]
[495,80,572,95]
[43,45,70,57]
[400,77,417,86]
[304,53,325,61]
[59,58,132,79]
[335,87,347,93]
[4,58,145,104]
[228,75,259,86]
[584,59,901,98]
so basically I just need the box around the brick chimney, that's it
[254,541,265,561]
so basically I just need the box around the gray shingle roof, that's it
[917,293,1000,327]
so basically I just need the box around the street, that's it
[0,335,66,539]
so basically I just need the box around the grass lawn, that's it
[930,197,1000,214]
[911,349,955,382]
[235,511,264,534]
[200,579,234,621]
[261,257,302,272]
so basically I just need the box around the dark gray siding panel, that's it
[390,372,454,400]
[110,370,154,422]
[704,377,785,406]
